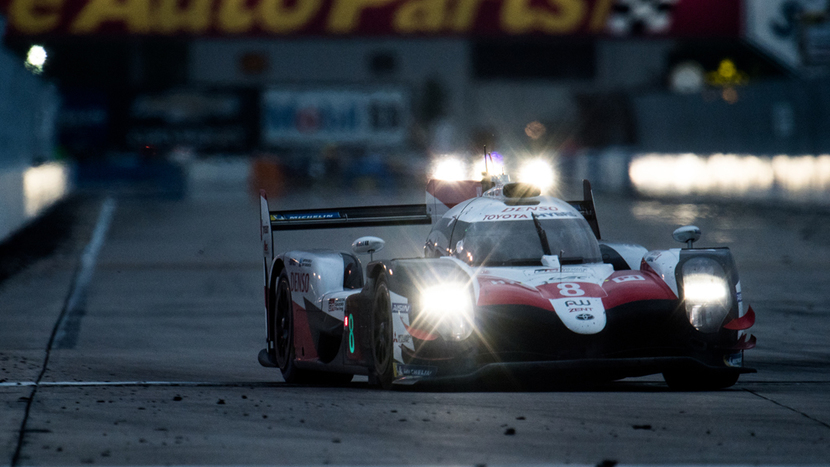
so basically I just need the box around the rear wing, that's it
[259,190,431,263]
[268,203,431,231]
[566,180,601,240]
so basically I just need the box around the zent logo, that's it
[291,272,310,293]
[557,283,585,296]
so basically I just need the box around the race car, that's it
[257,168,756,390]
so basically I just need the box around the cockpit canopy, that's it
[424,196,602,266]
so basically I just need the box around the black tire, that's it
[273,270,306,383]
[371,275,394,389]
[663,369,740,391]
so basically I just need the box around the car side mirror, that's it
[352,236,385,261]
[673,225,701,248]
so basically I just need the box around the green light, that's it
[348,313,355,353]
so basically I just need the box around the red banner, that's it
[0,0,740,37]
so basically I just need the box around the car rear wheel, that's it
[274,271,305,383]
[274,270,354,386]
[371,275,394,389]
[663,368,740,391]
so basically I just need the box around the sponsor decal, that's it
[328,298,345,314]
[561,266,593,273]
[482,211,576,221]
[556,275,588,281]
[275,211,341,221]
[394,363,437,378]
[291,272,310,292]
[392,303,411,314]
[300,258,313,267]
[724,352,742,368]
[289,258,299,266]
[531,268,559,274]
[501,206,559,212]
[550,297,606,334]
[645,252,662,262]
[392,332,412,345]
[612,275,645,283]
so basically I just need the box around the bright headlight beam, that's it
[421,284,471,315]
[683,274,729,302]
[681,263,732,333]
[432,158,467,181]
[419,284,474,340]
[518,159,555,192]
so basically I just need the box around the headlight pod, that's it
[417,284,474,341]
[681,257,733,333]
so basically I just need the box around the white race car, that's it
[257,168,756,390]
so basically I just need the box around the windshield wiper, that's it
[531,212,552,256]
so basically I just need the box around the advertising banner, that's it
[745,0,830,69]
[1,0,740,37]
[124,89,258,152]
[261,89,408,147]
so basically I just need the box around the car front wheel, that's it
[371,274,394,389]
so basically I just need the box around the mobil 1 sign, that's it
[261,89,408,146]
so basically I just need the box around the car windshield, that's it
[452,217,602,266]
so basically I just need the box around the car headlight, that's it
[418,284,474,341]
[431,157,467,181]
[681,257,733,333]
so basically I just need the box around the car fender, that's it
[599,241,648,271]
[642,248,681,295]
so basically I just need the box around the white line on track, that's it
[53,196,116,345]
[0,381,278,387]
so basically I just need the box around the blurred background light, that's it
[25,45,47,74]
[630,153,830,198]
[23,163,68,218]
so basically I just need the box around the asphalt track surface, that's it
[1,179,829,466]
